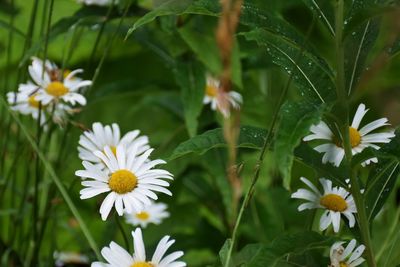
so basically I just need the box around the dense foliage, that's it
[1,0,400,266]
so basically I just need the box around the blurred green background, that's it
[1,0,400,266]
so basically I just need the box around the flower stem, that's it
[115,214,130,251]
[334,1,376,267]
[89,3,131,93]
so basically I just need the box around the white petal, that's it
[348,245,366,264]
[358,118,389,136]
[100,192,116,221]
[330,211,341,233]
[351,104,368,129]
[132,228,146,261]
[151,237,173,263]
[319,210,332,231]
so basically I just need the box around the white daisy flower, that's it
[329,239,365,267]
[203,75,242,118]
[291,177,357,233]
[303,103,395,167]
[125,202,169,228]
[91,228,186,267]
[7,82,46,124]
[77,0,118,6]
[75,145,173,221]
[78,122,150,165]
[28,57,91,106]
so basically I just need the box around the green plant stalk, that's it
[89,3,131,92]
[115,214,130,251]
[223,51,298,267]
[32,105,43,267]
[2,0,15,95]
[86,1,115,70]
[41,0,55,79]
[223,16,316,267]
[0,98,101,260]
[334,1,376,267]
[39,0,49,38]
[12,164,32,254]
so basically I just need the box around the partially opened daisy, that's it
[291,177,357,233]
[78,122,150,165]
[7,82,46,124]
[329,239,365,267]
[125,201,169,228]
[303,103,395,167]
[28,57,91,106]
[203,75,242,118]
[92,228,186,267]
[76,144,173,220]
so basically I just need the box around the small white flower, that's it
[77,0,118,6]
[75,145,173,220]
[28,57,91,106]
[329,239,365,267]
[125,202,169,228]
[78,122,150,166]
[91,228,186,267]
[303,103,395,167]
[7,82,46,124]
[291,177,357,233]
[203,75,242,118]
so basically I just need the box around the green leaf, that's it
[178,25,221,74]
[365,159,400,221]
[173,60,205,137]
[343,5,392,37]
[219,239,232,265]
[20,11,106,66]
[344,0,381,94]
[376,127,400,159]
[169,126,267,160]
[294,143,347,188]
[301,0,335,35]
[0,19,25,38]
[274,101,327,189]
[126,0,219,37]
[242,28,336,104]
[237,231,333,267]
[178,25,242,88]
[362,128,400,221]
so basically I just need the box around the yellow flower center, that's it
[108,170,137,194]
[205,85,218,97]
[28,94,41,108]
[131,262,154,267]
[349,127,361,148]
[340,262,349,267]
[136,211,150,221]
[333,127,362,148]
[320,194,348,212]
[46,81,69,97]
